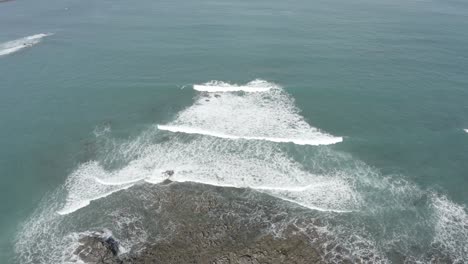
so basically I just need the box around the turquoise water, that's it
[1,0,468,263]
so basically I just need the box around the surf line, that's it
[193,84,271,93]
[157,125,343,146]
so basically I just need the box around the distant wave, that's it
[193,79,276,92]
[0,33,52,57]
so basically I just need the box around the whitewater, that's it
[158,80,343,146]
[0,33,51,57]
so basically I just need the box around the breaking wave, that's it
[157,125,342,145]
[0,33,52,57]
[193,79,276,92]
[159,80,343,146]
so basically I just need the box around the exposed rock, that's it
[104,237,119,256]
[163,170,174,177]
[119,226,323,264]
[74,183,328,264]
[74,233,121,264]
[161,178,173,185]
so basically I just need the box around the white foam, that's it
[57,162,134,215]
[17,199,146,263]
[93,124,112,137]
[0,33,52,57]
[158,125,342,145]
[193,79,276,92]
[271,196,353,213]
[464,129,468,133]
[159,80,343,146]
[57,188,131,216]
[58,135,359,214]
[431,195,468,262]
[15,200,89,264]
[94,176,142,186]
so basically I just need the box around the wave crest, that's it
[0,33,52,57]
[160,80,343,146]
[193,79,278,92]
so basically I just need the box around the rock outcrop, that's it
[74,232,121,264]
[73,182,330,264]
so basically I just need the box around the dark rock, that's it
[104,237,119,256]
[75,183,330,264]
[74,233,121,264]
[163,170,174,176]
[161,178,173,185]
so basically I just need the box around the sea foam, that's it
[159,80,343,146]
[57,135,360,215]
[0,33,52,57]
[57,161,134,215]
[157,125,342,145]
[431,195,468,263]
[193,79,276,92]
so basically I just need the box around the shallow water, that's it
[1,0,467,263]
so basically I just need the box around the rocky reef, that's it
[72,181,338,264]
[76,227,324,264]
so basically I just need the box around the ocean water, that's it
[1,0,468,263]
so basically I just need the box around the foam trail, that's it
[159,80,343,146]
[0,33,52,57]
[193,79,275,92]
